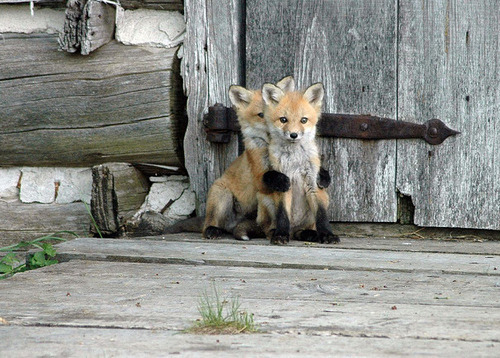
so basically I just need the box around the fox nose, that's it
[290,132,298,139]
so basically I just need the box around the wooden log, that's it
[119,0,183,11]
[58,0,85,53]
[0,201,89,246]
[59,0,115,55]
[0,0,184,11]
[0,34,186,167]
[90,163,150,237]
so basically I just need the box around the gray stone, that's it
[115,8,185,48]
[19,167,92,204]
[0,5,64,34]
[0,168,21,203]
[136,176,195,225]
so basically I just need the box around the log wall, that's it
[0,34,186,168]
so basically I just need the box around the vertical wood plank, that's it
[246,0,398,222]
[181,0,243,214]
[397,0,500,229]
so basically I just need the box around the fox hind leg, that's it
[203,180,235,239]
[315,190,340,244]
[233,218,264,241]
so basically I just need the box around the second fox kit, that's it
[202,77,295,241]
[260,82,339,244]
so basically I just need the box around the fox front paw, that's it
[270,229,289,245]
[263,170,290,192]
[204,226,224,240]
[317,230,340,244]
[317,167,331,189]
[296,229,319,242]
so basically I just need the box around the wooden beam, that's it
[181,0,244,214]
[59,0,116,55]
[0,34,186,167]
[0,201,89,246]
[0,0,184,11]
[90,163,150,237]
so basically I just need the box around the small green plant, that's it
[83,200,103,238]
[188,284,258,334]
[0,231,77,279]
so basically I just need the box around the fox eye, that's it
[258,112,264,118]
[300,117,308,124]
[279,117,288,123]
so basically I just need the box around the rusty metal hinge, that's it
[203,104,240,143]
[204,104,460,145]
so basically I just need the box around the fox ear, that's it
[262,83,285,106]
[276,76,295,93]
[229,86,254,108]
[303,82,324,109]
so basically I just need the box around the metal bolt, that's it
[360,123,369,131]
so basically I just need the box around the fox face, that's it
[228,76,296,139]
[228,88,267,135]
[262,83,324,144]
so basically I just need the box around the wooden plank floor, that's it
[1,234,499,357]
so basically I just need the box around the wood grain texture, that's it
[0,0,184,11]
[0,201,89,245]
[246,0,398,222]
[0,34,186,167]
[397,1,500,229]
[119,0,184,11]
[2,326,497,358]
[90,163,150,236]
[52,237,500,276]
[59,0,115,55]
[181,0,244,214]
[1,235,499,355]
[0,236,499,349]
[81,0,116,55]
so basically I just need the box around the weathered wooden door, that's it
[183,0,500,230]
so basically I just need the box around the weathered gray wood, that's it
[0,0,59,3]
[0,34,186,167]
[0,0,184,11]
[52,237,500,276]
[90,163,150,236]
[82,0,116,55]
[119,0,183,11]
[181,0,244,214]
[90,165,117,235]
[397,1,500,230]
[0,202,89,246]
[145,232,500,256]
[1,259,499,341]
[1,234,499,356]
[1,327,497,358]
[246,0,398,222]
[58,0,85,53]
[59,0,116,55]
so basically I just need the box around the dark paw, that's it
[297,229,319,242]
[204,226,224,240]
[271,231,289,245]
[317,167,331,189]
[263,170,290,192]
[318,230,340,244]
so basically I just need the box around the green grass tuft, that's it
[187,284,258,334]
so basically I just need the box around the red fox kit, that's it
[202,77,295,241]
[260,82,339,245]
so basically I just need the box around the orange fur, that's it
[260,82,336,243]
[203,77,295,240]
